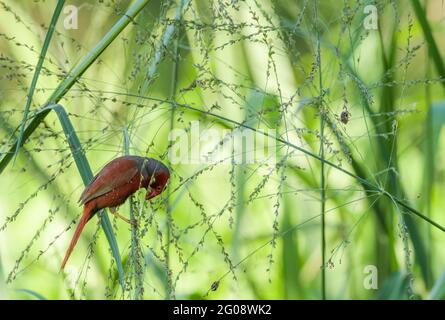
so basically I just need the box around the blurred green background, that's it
[1,0,445,300]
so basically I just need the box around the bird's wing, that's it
[78,157,140,205]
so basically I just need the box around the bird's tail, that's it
[60,202,96,270]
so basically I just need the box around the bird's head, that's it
[142,158,170,200]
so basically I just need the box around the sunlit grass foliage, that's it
[0,0,445,299]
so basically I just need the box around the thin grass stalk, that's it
[43,104,125,289]
[165,10,181,300]
[161,0,187,300]
[342,40,431,286]
[71,89,445,234]
[314,0,326,300]
[14,0,65,164]
[423,16,434,288]
[0,0,150,174]
[123,126,143,299]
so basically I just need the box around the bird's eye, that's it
[156,186,162,192]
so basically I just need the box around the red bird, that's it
[60,155,170,270]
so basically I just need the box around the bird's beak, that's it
[145,190,156,200]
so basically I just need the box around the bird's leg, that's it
[109,207,137,226]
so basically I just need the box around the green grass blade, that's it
[429,269,445,300]
[378,271,409,300]
[13,0,65,164]
[139,0,190,94]
[231,162,245,264]
[411,0,445,90]
[379,20,431,287]
[404,215,430,286]
[16,289,47,300]
[281,190,300,299]
[424,102,445,195]
[422,102,445,287]
[231,91,262,263]
[0,0,150,175]
[43,104,125,289]
[0,250,5,299]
